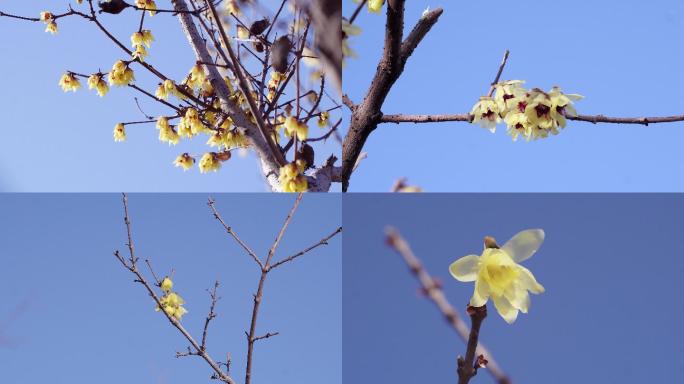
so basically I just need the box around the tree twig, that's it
[270,226,343,270]
[208,198,264,269]
[385,227,511,384]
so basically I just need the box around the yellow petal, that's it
[470,278,489,307]
[501,229,545,263]
[517,265,545,294]
[449,255,480,282]
[492,294,519,324]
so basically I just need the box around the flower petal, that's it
[505,284,530,313]
[470,278,489,307]
[517,265,545,294]
[449,255,480,282]
[492,295,519,324]
[502,229,545,263]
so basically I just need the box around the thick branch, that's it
[385,228,511,384]
[171,0,283,190]
[341,6,443,191]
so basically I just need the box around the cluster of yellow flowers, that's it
[184,63,207,90]
[155,277,187,321]
[283,116,309,141]
[470,81,583,141]
[199,151,231,173]
[156,116,180,145]
[449,229,545,324]
[113,123,126,142]
[87,73,109,97]
[155,79,181,100]
[40,11,57,34]
[58,72,81,92]
[135,0,157,16]
[108,60,135,86]
[279,159,308,192]
[130,29,154,61]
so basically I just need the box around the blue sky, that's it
[0,194,342,384]
[342,0,684,192]
[344,194,684,383]
[0,1,340,192]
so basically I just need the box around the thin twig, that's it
[270,226,342,270]
[207,198,264,269]
[487,50,510,97]
[385,227,511,384]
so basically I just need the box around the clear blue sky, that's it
[0,1,340,192]
[343,0,684,192]
[0,194,342,384]
[344,194,684,383]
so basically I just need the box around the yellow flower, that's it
[470,96,500,132]
[177,117,194,138]
[504,111,532,142]
[524,89,554,131]
[132,44,147,61]
[161,277,173,293]
[113,123,126,142]
[40,11,53,21]
[156,291,187,320]
[45,21,58,34]
[187,63,206,89]
[283,116,309,141]
[368,0,385,13]
[237,25,249,40]
[156,116,179,145]
[548,86,583,128]
[449,229,546,324]
[87,74,109,97]
[108,60,135,86]
[226,0,240,15]
[135,0,157,16]
[173,153,195,170]
[58,72,81,92]
[494,80,525,115]
[199,152,222,173]
[317,111,329,128]
[278,162,308,193]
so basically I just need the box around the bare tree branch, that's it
[270,226,343,270]
[341,4,444,191]
[208,198,264,269]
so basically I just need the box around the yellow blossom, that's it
[494,80,525,115]
[177,117,194,138]
[449,229,546,324]
[45,21,58,34]
[173,153,195,170]
[368,0,385,13]
[318,111,329,128]
[58,72,81,92]
[108,60,135,86]
[156,116,179,145]
[278,162,308,193]
[161,277,173,293]
[156,291,187,320]
[237,25,249,40]
[132,44,148,61]
[187,63,206,89]
[283,116,309,141]
[226,0,240,15]
[40,11,53,21]
[87,74,109,97]
[113,123,126,142]
[135,0,157,16]
[199,152,222,173]
[470,96,500,132]
[549,86,583,128]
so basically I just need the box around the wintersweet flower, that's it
[278,161,308,193]
[131,30,154,48]
[549,86,583,128]
[45,21,58,34]
[136,0,157,16]
[108,60,135,86]
[524,89,554,131]
[132,44,148,61]
[199,152,222,173]
[470,96,500,132]
[283,116,309,141]
[161,277,173,293]
[177,117,193,138]
[39,11,53,22]
[87,73,109,97]
[318,111,329,128]
[449,229,546,324]
[504,111,532,142]
[494,80,525,114]
[156,291,187,321]
[173,153,195,170]
[58,72,81,92]
[113,123,126,142]
[156,116,179,145]
[368,0,385,13]
[186,63,206,89]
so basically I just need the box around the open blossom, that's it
[549,86,583,128]
[155,285,188,321]
[108,60,135,86]
[156,116,179,145]
[470,96,500,132]
[173,153,195,170]
[87,73,109,97]
[58,72,81,92]
[113,123,126,142]
[494,80,525,114]
[449,229,546,324]
[318,111,329,128]
[186,63,206,89]
[161,277,173,293]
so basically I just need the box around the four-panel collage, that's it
[2,0,683,383]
